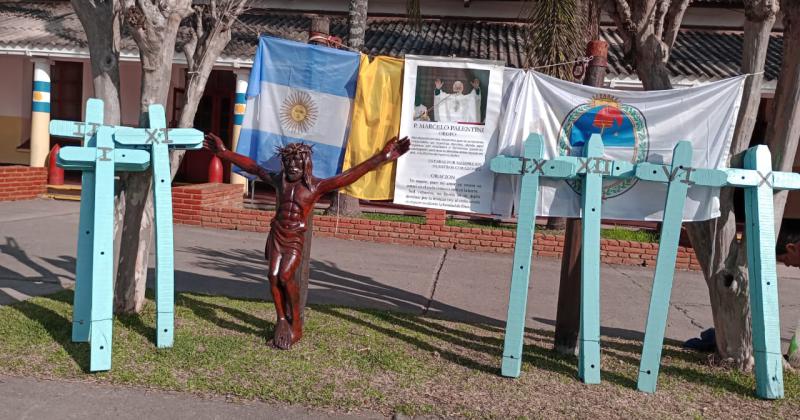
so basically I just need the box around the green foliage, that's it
[524,0,586,80]
[445,218,516,230]
[601,226,660,243]
[361,212,425,224]
[406,0,421,28]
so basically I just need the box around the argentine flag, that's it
[236,36,360,178]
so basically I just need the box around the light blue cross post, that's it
[635,141,695,392]
[53,113,150,372]
[490,134,576,377]
[50,98,103,343]
[556,134,633,383]
[744,145,784,399]
[114,104,203,348]
[576,134,605,384]
[494,134,798,399]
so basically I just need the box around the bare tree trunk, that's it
[683,0,778,370]
[69,0,125,285]
[766,0,800,367]
[171,1,244,174]
[115,1,192,314]
[579,0,602,43]
[323,13,363,217]
[70,1,122,126]
[606,0,772,369]
[767,1,800,232]
[347,0,368,51]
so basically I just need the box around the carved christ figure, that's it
[204,134,410,349]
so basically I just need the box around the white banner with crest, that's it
[494,71,746,221]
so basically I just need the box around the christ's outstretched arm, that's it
[204,133,277,186]
[315,137,410,196]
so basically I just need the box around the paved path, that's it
[0,374,382,420]
[2,198,799,418]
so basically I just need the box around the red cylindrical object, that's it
[208,154,223,183]
[48,143,64,185]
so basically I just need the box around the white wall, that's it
[0,56,28,118]
[0,55,31,163]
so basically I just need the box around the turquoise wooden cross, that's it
[113,104,203,348]
[490,134,576,377]
[553,135,633,384]
[492,133,800,400]
[634,141,695,393]
[634,144,800,399]
[51,99,150,371]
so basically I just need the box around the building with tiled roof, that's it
[0,0,788,189]
[0,1,785,87]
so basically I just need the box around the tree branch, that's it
[662,0,691,53]
[654,0,669,40]
[612,0,636,33]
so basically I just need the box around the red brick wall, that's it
[172,185,702,270]
[0,166,47,201]
[172,183,243,226]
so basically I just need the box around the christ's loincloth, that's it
[266,218,306,260]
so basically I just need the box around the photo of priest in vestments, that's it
[432,78,482,124]
[411,66,490,125]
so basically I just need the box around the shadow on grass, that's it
[313,302,761,397]
[153,245,757,397]
[178,293,272,338]
[6,290,90,372]
[313,304,642,388]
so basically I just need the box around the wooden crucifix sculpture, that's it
[204,133,410,349]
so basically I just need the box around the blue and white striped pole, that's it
[30,58,51,167]
[231,69,248,191]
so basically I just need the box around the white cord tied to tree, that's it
[528,55,593,70]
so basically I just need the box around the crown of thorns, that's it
[276,143,313,160]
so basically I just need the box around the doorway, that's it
[177,70,235,183]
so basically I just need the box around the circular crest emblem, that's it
[558,94,649,198]
[280,90,318,134]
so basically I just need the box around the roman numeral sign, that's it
[491,133,800,400]
[489,134,575,378]
[114,105,203,350]
[50,99,150,372]
[51,99,203,372]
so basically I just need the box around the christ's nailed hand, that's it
[434,79,444,90]
[383,137,411,161]
[204,133,226,155]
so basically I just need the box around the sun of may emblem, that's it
[280,90,318,134]
[558,94,649,198]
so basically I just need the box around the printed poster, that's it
[393,55,505,214]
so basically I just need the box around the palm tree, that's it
[523,0,587,80]
[324,0,370,217]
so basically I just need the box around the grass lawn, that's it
[1,291,797,418]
